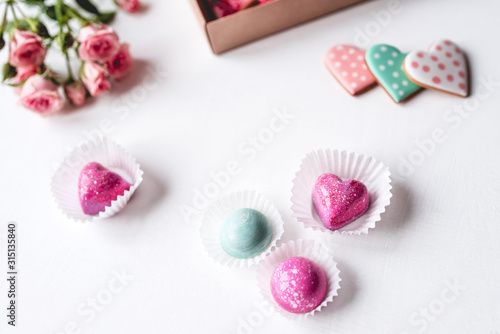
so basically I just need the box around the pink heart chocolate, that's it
[312,173,369,230]
[78,162,131,215]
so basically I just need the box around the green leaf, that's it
[5,20,31,36]
[45,6,57,20]
[79,62,85,78]
[2,63,17,82]
[45,6,67,21]
[24,17,39,32]
[57,32,74,52]
[6,82,25,88]
[75,0,101,15]
[35,21,51,38]
[0,34,4,51]
[65,6,91,25]
[99,12,116,24]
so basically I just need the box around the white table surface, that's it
[1,0,500,333]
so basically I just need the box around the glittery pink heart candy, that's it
[78,162,131,215]
[312,173,369,230]
[324,45,376,96]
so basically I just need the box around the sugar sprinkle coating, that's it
[270,257,327,314]
[78,162,131,215]
[312,173,369,230]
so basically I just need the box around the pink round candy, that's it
[270,257,327,314]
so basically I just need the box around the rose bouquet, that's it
[0,0,140,116]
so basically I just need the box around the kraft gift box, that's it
[191,0,368,54]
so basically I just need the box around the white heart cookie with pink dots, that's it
[403,40,468,97]
[325,45,376,96]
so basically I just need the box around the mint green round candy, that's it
[219,208,273,259]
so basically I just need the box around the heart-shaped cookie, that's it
[365,44,422,103]
[78,162,131,215]
[403,40,468,97]
[325,45,376,96]
[312,173,370,230]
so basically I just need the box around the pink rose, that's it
[14,66,38,84]
[105,44,133,80]
[13,66,38,94]
[64,81,87,106]
[19,75,64,116]
[77,25,120,62]
[9,30,47,68]
[115,0,140,13]
[82,62,111,97]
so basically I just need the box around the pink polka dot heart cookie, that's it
[403,40,469,97]
[325,45,376,96]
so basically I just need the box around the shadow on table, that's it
[108,59,162,96]
[376,180,414,234]
[54,59,163,118]
[114,165,167,221]
[315,259,357,319]
[58,95,98,116]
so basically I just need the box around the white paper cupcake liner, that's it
[51,136,144,223]
[257,239,341,320]
[200,190,285,268]
[291,149,392,235]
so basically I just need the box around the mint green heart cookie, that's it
[365,44,421,103]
